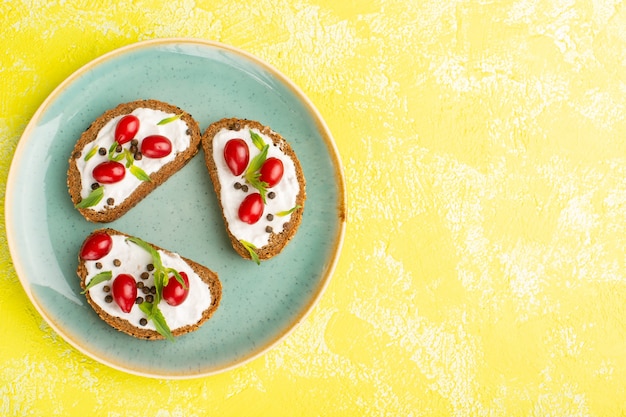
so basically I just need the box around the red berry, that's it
[80,231,113,260]
[259,157,284,187]
[93,161,126,184]
[163,271,190,306]
[224,139,249,176]
[112,274,137,313]
[115,115,140,145]
[238,193,264,224]
[141,135,172,158]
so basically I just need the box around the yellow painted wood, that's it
[2,0,626,415]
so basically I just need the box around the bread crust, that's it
[67,99,201,223]
[201,118,306,261]
[77,228,222,340]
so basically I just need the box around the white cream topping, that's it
[84,235,212,331]
[76,108,191,211]
[212,128,300,248]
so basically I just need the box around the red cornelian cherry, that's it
[80,232,113,260]
[259,157,284,187]
[224,139,249,176]
[238,193,264,224]
[112,274,137,314]
[163,271,189,306]
[115,114,140,145]
[93,161,126,184]
[141,135,172,158]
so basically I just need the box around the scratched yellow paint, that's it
[2,0,626,415]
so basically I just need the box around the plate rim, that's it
[5,37,347,379]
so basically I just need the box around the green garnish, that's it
[75,186,104,208]
[249,130,266,151]
[139,302,174,342]
[81,271,112,294]
[84,146,98,161]
[129,164,151,182]
[243,144,269,202]
[126,236,186,341]
[157,114,183,125]
[277,205,302,217]
[240,240,260,265]
[124,149,134,168]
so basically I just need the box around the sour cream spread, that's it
[212,128,300,248]
[84,235,212,331]
[76,108,190,212]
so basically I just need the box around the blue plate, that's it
[5,39,346,378]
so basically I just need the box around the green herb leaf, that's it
[240,240,261,265]
[124,149,134,168]
[249,130,266,151]
[157,114,182,125]
[138,302,175,342]
[84,146,98,161]
[129,164,151,182]
[108,141,119,158]
[81,271,112,294]
[75,186,104,209]
[126,236,164,298]
[243,144,269,202]
[276,205,302,217]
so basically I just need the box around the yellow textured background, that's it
[2,0,626,415]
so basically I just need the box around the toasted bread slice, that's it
[77,228,221,340]
[201,118,306,262]
[68,99,201,222]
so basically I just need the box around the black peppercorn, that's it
[145,294,154,303]
[105,295,113,303]
[139,318,148,326]
[135,296,144,304]
[134,152,142,161]
[268,191,276,199]
[98,147,107,156]
[140,272,149,280]
[147,264,154,271]
[113,259,121,267]
[107,197,114,206]
[91,182,100,190]
[266,214,274,221]
[95,262,102,269]
[241,185,249,192]
[103,285,110,293]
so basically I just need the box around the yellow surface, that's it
[2,0,626,415]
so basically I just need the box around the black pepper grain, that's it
[95,262,102,269]
[139,318,148,326]
[145,295,154,303]
[234,182,242,190]
[135,296,144,304]
[266,226,273,233]
[147,264,154,271]
[136,281,144,289]
[241,185,249,192]
[134,152,142,161]
[130,139,138,146]
[268,191,276,199]
[91,182,100,190]
[140,272,149,280]
[142,287,150,295]
[98,147,107,156]
[266,213,274,221]
[103,285,110,293]
[105,295,113,303]
[115,144,122,153]
[113,259,121,267]
[129,144,138,154]
[150,286,156,295]
[107,197,114,206]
